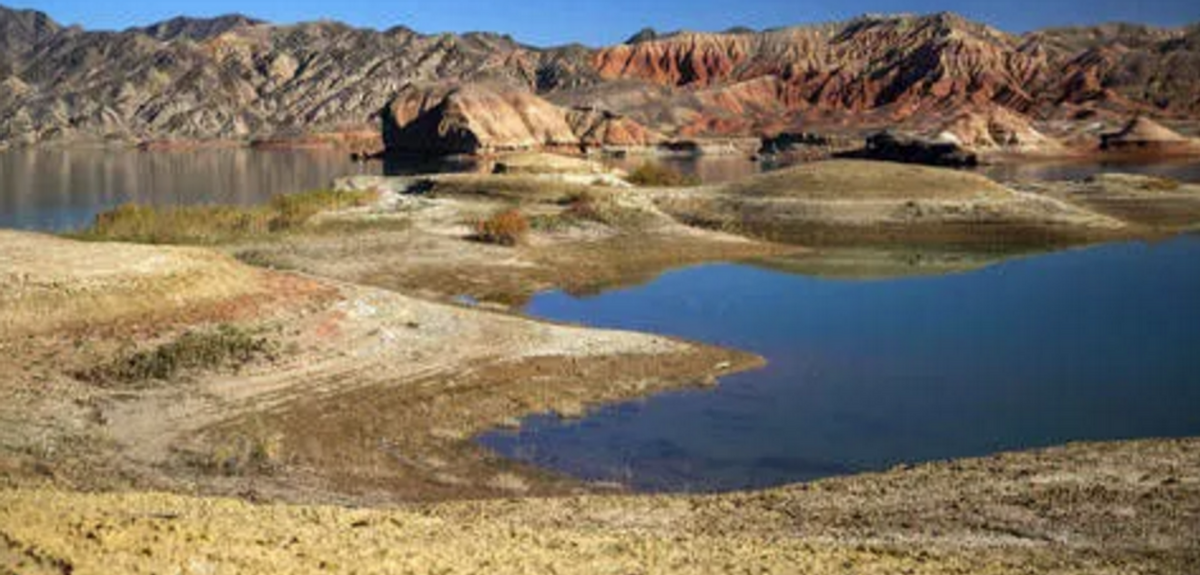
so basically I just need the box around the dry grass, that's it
[530,192,654,231]
[427,174,602,204]
[719,159,1013,200]
[473,208,530,246]
[73,189,381,244]
[626,162,700,187]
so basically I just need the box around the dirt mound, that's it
[1100,117,1196,154]
[655,160,1123,245]
[718,160,1013,200]
[0,231,281,338]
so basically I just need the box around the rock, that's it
[852,132,979,168]
[382,83,581,156]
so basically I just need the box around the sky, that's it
[12,0,1200,47]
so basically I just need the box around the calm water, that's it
[481,237,1200,492]
[979,159,1200,183]
[0,149,375,231]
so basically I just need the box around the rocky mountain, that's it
[0,6,1197,148]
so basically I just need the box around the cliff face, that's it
[1,7,1198,147]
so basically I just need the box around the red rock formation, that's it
[587,13,1200,139]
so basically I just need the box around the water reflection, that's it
[978,158,1200,183]
[752,245,1049,281]
[0,148,371,231]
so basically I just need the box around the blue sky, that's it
[13,0,1200,46]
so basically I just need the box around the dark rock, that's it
[843,132,979,168]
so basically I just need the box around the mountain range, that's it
[1,5,1198,149]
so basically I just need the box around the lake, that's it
[480,237,1200,492]
[2,148,1199,232]
[0,148,373,231]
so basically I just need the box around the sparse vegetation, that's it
[473,208,530,246]
[77,325,275,386]
[626,162,700,187]
[73,189,380,244]
[530,191,653,231]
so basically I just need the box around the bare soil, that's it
[1,438,1195,574]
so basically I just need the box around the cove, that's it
[481,237,1200,492]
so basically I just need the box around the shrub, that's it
[626,162,701,187]
[474,208,530,246]
[77,325,275,386]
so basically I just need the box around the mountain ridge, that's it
[1,5,1197,148]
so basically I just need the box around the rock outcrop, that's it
[382,83,663,155]
[383,83,580,155]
